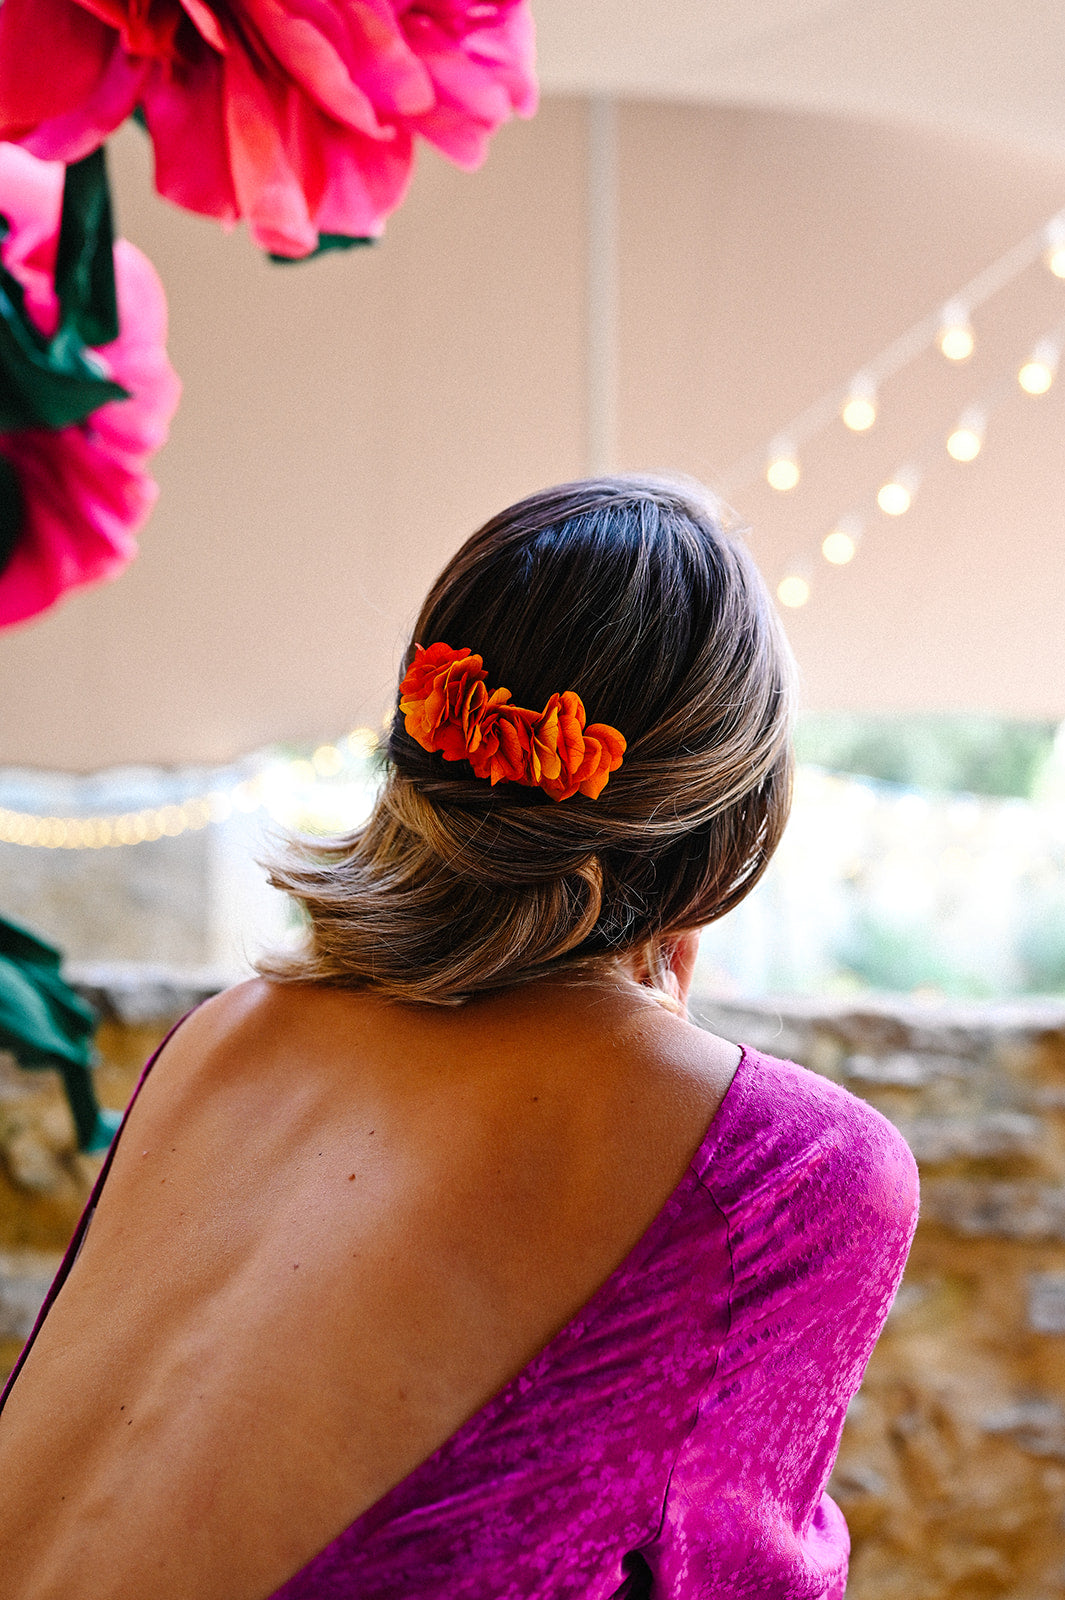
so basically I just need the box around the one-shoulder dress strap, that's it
[0,1003,204,1412]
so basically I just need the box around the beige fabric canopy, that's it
[2,4,1065,769]
[537,0,1065,154]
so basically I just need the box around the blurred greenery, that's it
[833,909,995,999]
[795,713,1057,799]
[1016,890,1065,995]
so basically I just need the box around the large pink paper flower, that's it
[0,145,180,628]
[0,0,538,259]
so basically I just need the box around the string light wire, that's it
[725,207,1065,497]
[0,728,382,848]
[775,312,1065,602]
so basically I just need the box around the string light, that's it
[0,796,220,849]
[822,516,862,565]
[232,778,264,812]
[840,375,877,432]
[758,294,1065,610]
[877,483,911,515]
[721,206,1065,496]
[776,560,811,608]
[1018,338,1059,395]
[346,727,380,757]
[938,301,974,362]
[0,728,380,848]
[946,407,986,462]
[312,743,344,776]
[765,439,800,492]
[777,575,810,608]
[877,467,920,516]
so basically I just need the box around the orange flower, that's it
[468,701,537,786]
[398,642,626,800]
[528,695,563,784]
[400,642,481,706]
[539,691,626,801]
[576,722,627,798]
[399,644,487,759]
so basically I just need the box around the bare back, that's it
[0,974,740,1600]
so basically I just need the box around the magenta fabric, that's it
[2,1037,918,1599]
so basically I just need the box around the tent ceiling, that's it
[535,0,1065,156]
[5,8,1065,768]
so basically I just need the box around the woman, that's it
[0,476,917,1599]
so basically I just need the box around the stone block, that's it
[68,962,225,1027]
[922,1182,1065,1240]
[1028,1274,1065,1335]
[981,1400,1065,1459]
[842,1051,935,1085]
[0,1252,58,1341]
[899,1112,1042,1165]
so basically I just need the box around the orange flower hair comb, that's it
[398,643,626,802]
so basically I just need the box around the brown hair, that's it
[260,475,796,1004]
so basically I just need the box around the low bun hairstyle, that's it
[261,475,796,1004]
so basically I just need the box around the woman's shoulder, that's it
[110,978,394,1166]
[700,1043,919,1251]
[145,976,383,1078]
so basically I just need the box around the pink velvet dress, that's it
[3,1037,918,1599]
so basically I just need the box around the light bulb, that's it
[822,529,857,565]
[946,427,982,461]
[766,442,800,492]
[841,375,877,432]
[312,743,343,776]
[182,798,213,829]
[158,804,185,837]
[938,301,974,362]
[946,408,986,463]
[878,481,912,516]
[1019,339,1059,395]
[777,574,810,608]
[345,726,378,758]
[1019,360,1054,394]
[939,325,974,361]
[232,780,262,812]
[841,395,876,431]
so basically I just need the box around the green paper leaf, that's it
[0,217,128,433]
[0,448,23,576]
[0,147,129,434]
[55,147,120,347]
[267,233,374,264]
[0,912,102,1149]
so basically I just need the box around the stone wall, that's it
[0,966,220,1378]
[693,993,1065,1600]
[3,971,1065,1599]
[0,834,214,966]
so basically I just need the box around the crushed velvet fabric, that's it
[4,1041,918,1599]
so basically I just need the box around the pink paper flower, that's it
[0,0,538,259]
[0,145,180,628]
